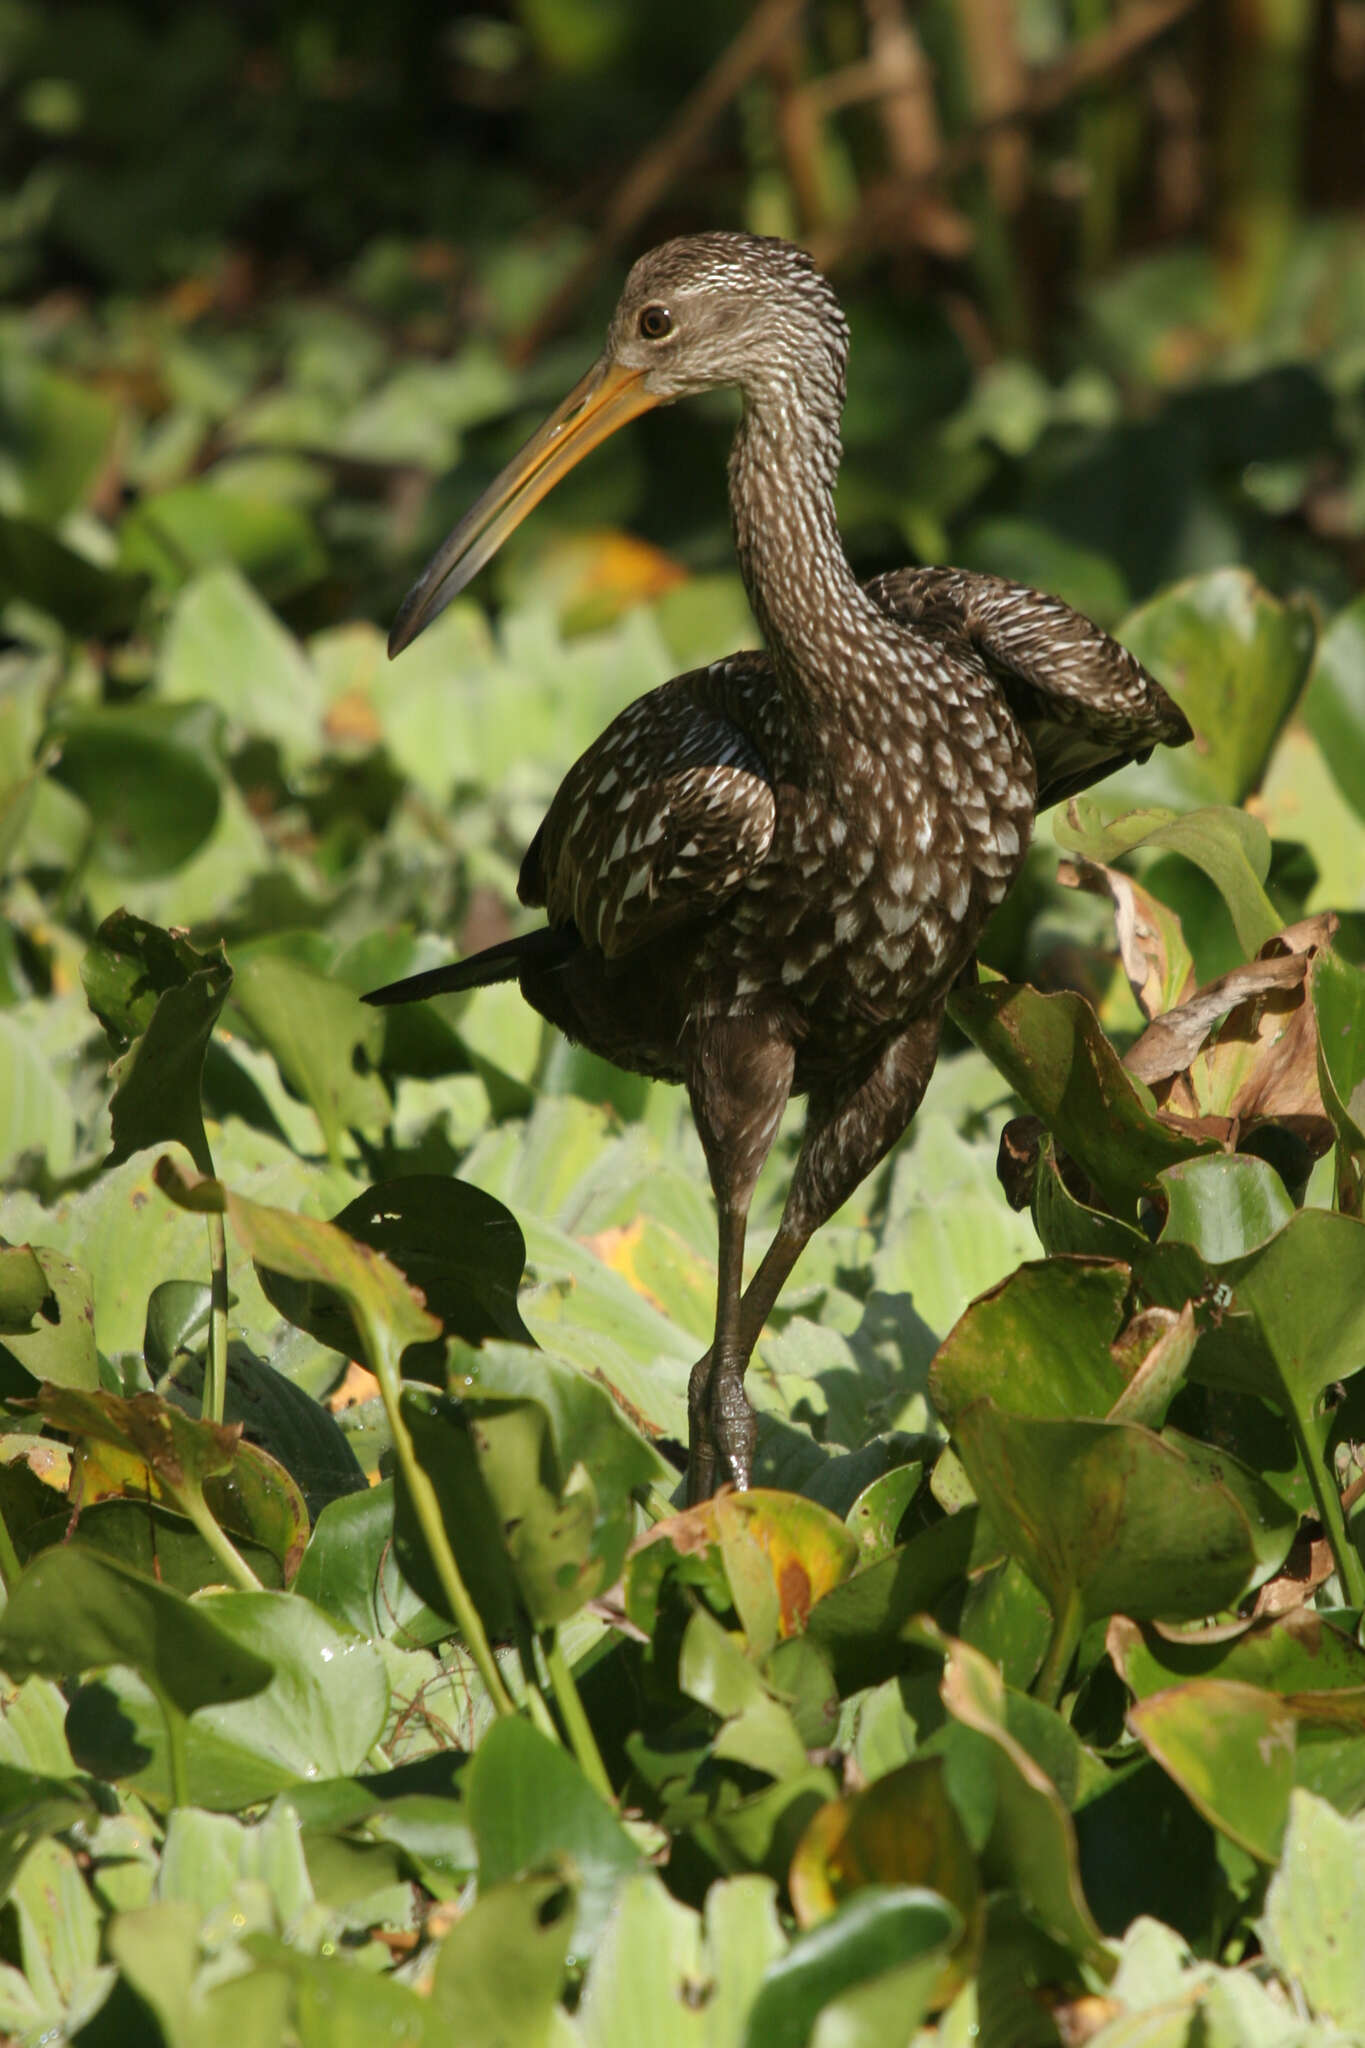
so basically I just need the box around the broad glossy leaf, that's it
[1129,1681,1297,1861]
[154,1157,439,1382]
[34,1384,309,1584]
[82,911,232,1174]
[429,1876,572,2046]
[948,980,1213,1218]
[466,1717,641,1958]
[804,1511,988,1695]
[0,1763,96,1905]
[0,1245,97,1389]
[259,1176,533,1375]
[845,1462,923,1566]
[229,951,388,1158]
[294,1481,441,1643]
[0,353,118,521]
[952,1401,1291,1635]
[1157,1155,1293,1262]
[1056,801,1280,957]
[1301,593,1365,821]
[1113,569,1315,808]
[929,1259,1129,1431]
[1261,1792,1365,2026]
[938,1636,1111,1971]
[0,1548,272,1715]
[50,699,224,878]
[393,1388,520,1637]
[742,1886,960,2048]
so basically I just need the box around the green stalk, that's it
[204,1212,229,1426]
[515,1618,563,1746]
[1034,1586,1084,1710]
[177,1488,264,1593]
[152,1682,190,1809]
[1293,1415,1365,1609]
[0,1500,21,1595]
[371,1352,516,1717]
[543,1628,613,1802]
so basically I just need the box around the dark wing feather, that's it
[520,662,776,958]
[867,567,1192,811]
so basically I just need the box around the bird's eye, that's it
[638,304,673,341]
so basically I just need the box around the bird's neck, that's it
[729,392,888,732]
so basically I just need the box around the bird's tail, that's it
[361,924,580,1007]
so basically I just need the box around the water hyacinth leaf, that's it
[938,1636,1111,1972]
[1104,1302,1195,1430]
[1030,1133,1151,1260]
[33,1384,309,1585]
[0,513,147,638]
[1128,1681,1297,1862]
[229,953,388,1159]
[0,1013,76,1183]
[50,700,224,878]
[125,492,326,605]
[1301,592,1365,821]
[1056,801,1280,957]
[788,1757,981,1966]
[82,911,233,1174]
[0,1764,97,1905]
[680,1607,810,1781]
[0,353,119,521]
[0,1548,272,1715]
[163,1345,366,1518]
[1260,1792,1365,2028]
[950,1401,1289,1639]
[948,981,1213,1217]
[1114,568,1315,809]
[393,1388,520,1637]
[0,1247,46,1333]
[1060,855,1194,1020]
[573,1873,783,2048]
[1313,946,1365,1196]
[929,1259,1129,1432]
[294,1481,441,1643]
[1109,1608,1365,1702]
[154,1157,440,1381]
[844,1461,923,1566]
[0,1251,94,1405]
[259,1178,532,1376]
[428,1876,572,2047]
[1157,1155,1293,1263]
[466,1717,641,1958]
[743,1886,960,2048]
[803,1511,987,1696]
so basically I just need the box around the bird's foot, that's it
[686,1349,755,1503]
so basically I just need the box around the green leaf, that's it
[0,353,119,521]
[1261,1791,1365,2027]
[466,1717,641,1957]
[1158,1154,1294,1262]
[82,910,233,1173]
[123,489,326,604]
[428,1877,573,2047]
[0,1547,273,1714]
[50,699,224,878]
[948,981,1214,1218]
[228,952,388,1158]
[929,1260,1129,1431]
[1114,569,1315,808]
[0,513,147,637]
[1301,593,1365,821]
[0,1763,97,1905]
[1056,801,1281,957]
[258,1176,534,1373]
[158,566,324,760]
[844,1462,923,1566]
[1313,947,1365,1180]
[742,1886,960,2048]
[0,1013,77,1181]
[1129,1680,1298,1862]
[293,1481,440,1642]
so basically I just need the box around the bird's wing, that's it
[519,663,776,958]
[867,567,1192,811]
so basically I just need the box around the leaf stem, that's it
[543,1628,613,1802]
[204,1212,229,1427]
[0,1500,21,1596]
[151,1681,190,1809]
[1035,1586,1084,1709]
[514,1618,562,1746]
[1294,1414,1365,1609]
[178,1488,264,1593]
[372,1347,516,1717]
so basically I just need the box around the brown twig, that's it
[511,0,808,361]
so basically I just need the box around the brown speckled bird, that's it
[365,233,1192,1502]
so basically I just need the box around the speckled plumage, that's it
[366,232,1192,1500]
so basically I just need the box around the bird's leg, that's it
[688,1006,950,1496]
[685,1019,795,1504]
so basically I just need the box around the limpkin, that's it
[365,232,1191,1501]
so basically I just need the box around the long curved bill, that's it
[388,357,659,657]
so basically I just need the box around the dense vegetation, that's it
[3,2,1365,2042]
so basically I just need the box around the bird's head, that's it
[389,232,846,656]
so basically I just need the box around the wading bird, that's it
[365,233,1191,1502]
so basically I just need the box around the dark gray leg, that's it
[687,1006,947,1498]
[685,1018,795,1505]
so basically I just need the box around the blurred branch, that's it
[511,0,807,361]
[810,0,1206,267]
